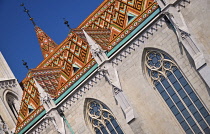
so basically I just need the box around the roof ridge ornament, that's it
[33,78,72,134]
[20,3,36,26]
[63,18,72,31]
[33,78,51,103]
[82,29,108,64]
[22,60,29,70]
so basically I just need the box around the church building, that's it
[1,0,210,133]
[0,52,23,133]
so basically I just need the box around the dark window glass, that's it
[194,100,203,110]
[166,98,174,108]
[168,73,176,83]
[171,94,180,103]
[206,115,210,125]
[182,109,190,119]
[111,116,118,128]
[116,127,124,134]
[204,127,210,134]
[179,76,188,87]
[166,70,171,76]
[88,100,124,134]
[166,87,175,96]
[189,92,198,102]
[194,112,203,122]
[200,107,209,118]
[185,128,193,134]
[171,105,179,115]
[145,51,210,133]
[161,91,169,100]
[174,69,182,79]
[186,116,195,126]
[188,104,197,114]
[178,89,187,99]
[156,82,164,93]
[184,84,193,94]
[176,113,184,123]
[173,81,182,91]
[183,96,192,106]
[191,124,201,134]
[106,120,115,133]
[101,125,108,134]
[162,79,170,88]
[198,119,208,130]
[177,102,185,111]
[181,121,189,131]
[95,128,102,134]
[148,69,151,76]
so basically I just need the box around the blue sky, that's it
[0,0,103,81]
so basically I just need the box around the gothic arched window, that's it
[6,93,19,119]
[145,50,210,134]
[85,99,124,134]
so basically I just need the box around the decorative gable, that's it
[38,32,92,70]
[30,67,69,98]
[73,28,111,50]
[78,0,158,49]
[16,78,44,133]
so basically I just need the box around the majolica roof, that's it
[35,26,58,58]
[15,0,159,133]
[30,67,69,98]
[73,28,111,50]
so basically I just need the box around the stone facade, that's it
[6,0,210,134]
[0,52,23,133]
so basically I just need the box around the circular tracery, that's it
[89,101,101,117]
[145,51,175,81]
[146,51,163,70]
[86,100,124,134]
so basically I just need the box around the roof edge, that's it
[77,0,110,28]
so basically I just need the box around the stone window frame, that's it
[4,90,19,121]
[84,98,124,134]
[144,49,210,133]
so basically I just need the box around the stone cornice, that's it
[0,79,17,90]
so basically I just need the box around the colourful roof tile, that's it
[15,0,158,133]
[35,26,58,58]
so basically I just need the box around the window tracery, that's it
[145,50,210,134]
[85,99,124,134]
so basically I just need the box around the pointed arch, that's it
[5,91,19,120]
[143,49,210,133]
[84,98,124,134]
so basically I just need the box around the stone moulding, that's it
[0,79,17,89]
[15,107,45,133]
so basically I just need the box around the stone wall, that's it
[28,0,210,133]
[0,53,23,132]
[62,78,134,134]
[181,0,210,57]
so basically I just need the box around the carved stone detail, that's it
[83,29,135,123]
